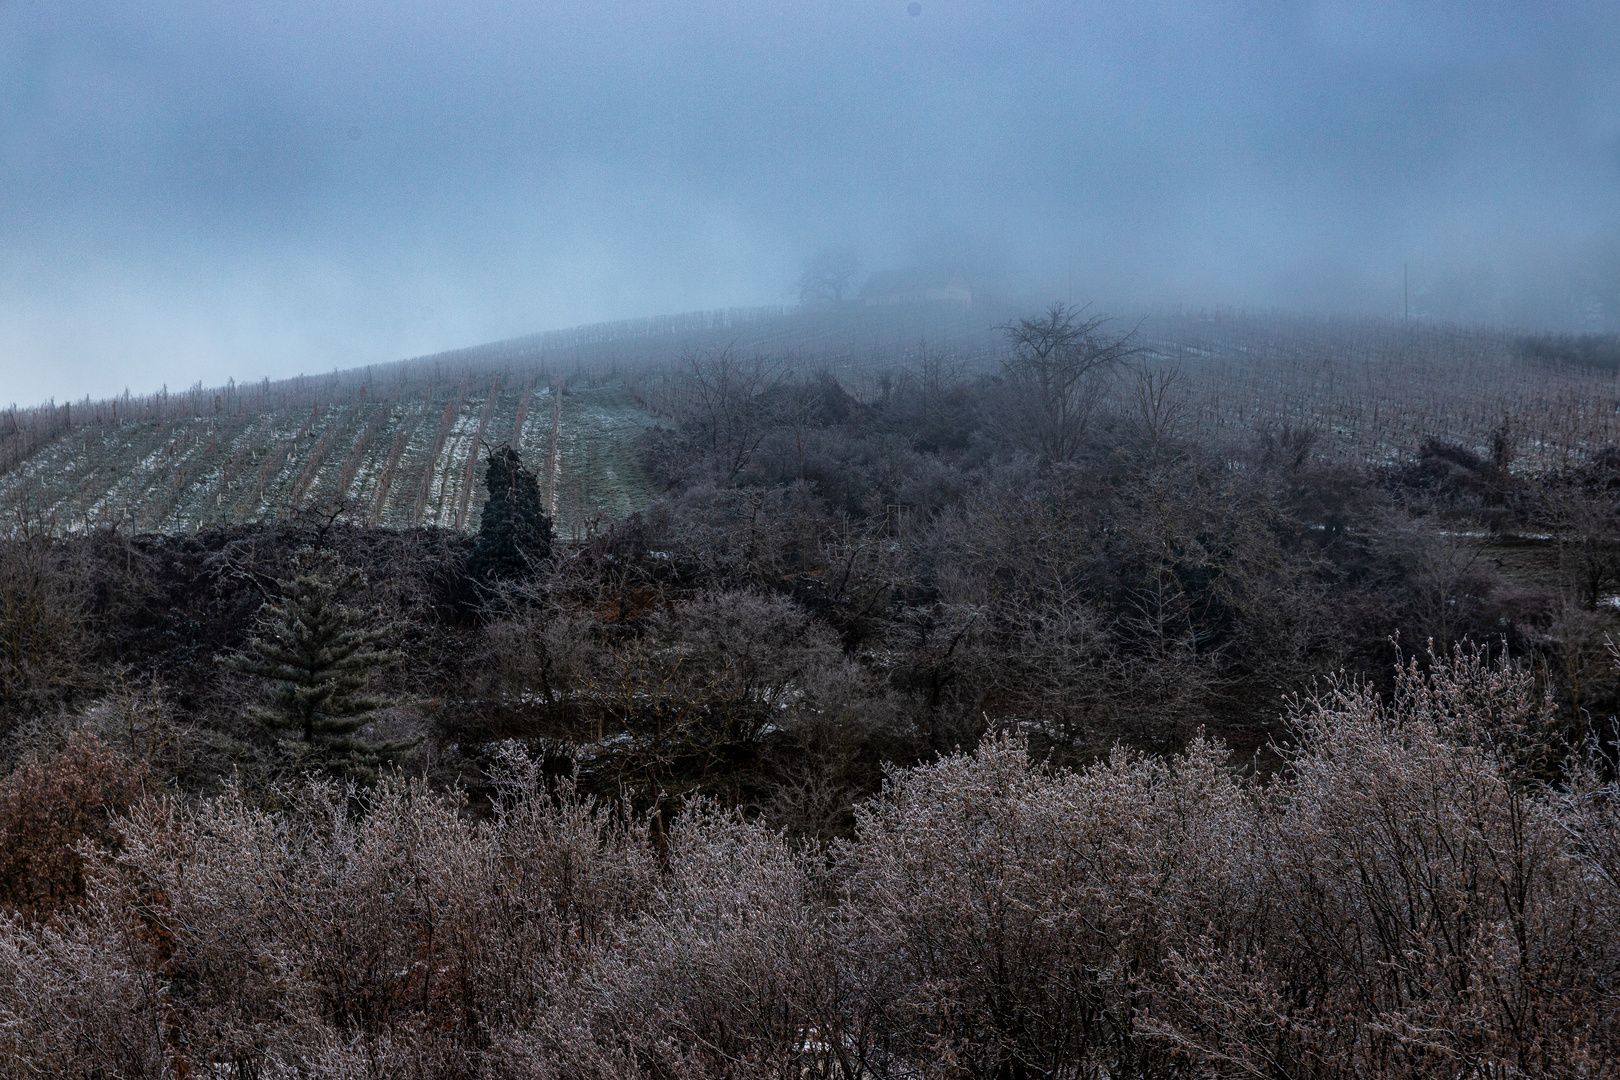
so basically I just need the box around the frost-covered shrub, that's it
[0,651,1616,1079]
[0,730,147,921]
[840,732,1253,1079]
[1147,653,1617,1079]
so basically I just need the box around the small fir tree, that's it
[468,445,552,587]
[225,553,405,779]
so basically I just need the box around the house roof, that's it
[858,264,970,299]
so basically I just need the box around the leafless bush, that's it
[840,731,1249,1078]
[487,580,902,814]
[491,804,852,1080]
[920,455,1332,749]
[1538,484,1620,609]
[80,670,194,780]
[673,347,787,486]
[0,730,147,922]
[1367,513,1500,652]
[0,746,659,1078]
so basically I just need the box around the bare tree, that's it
[997,304,1144,463]
[680,346,785,484]
[796,248,862,306]
[1129,365,1190,469]
[1539,485,1620,609]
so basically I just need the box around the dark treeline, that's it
[2,305,1620,1076]
[1519,330,1620,374]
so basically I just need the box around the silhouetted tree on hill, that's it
[997,304,1143,463]
[468,445,552,587]
[796,247,862,305]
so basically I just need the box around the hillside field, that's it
[7,304,1620,543]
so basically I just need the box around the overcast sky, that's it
[3,1,1619,406]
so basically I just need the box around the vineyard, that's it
[0,303,1003,536]
[1150,311,1620,471]
[3,302,1619,536]
[0,375,665,537]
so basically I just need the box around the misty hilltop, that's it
[6,301,1620,536]
[4,2,1620,408]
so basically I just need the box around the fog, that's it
[3,0,1618,406]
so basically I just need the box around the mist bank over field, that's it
[5,1,1620,406]
[5,247,1619,412]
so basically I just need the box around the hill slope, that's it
[8,302,1620,536]
[0,302,1004,535]
[0,376,663,535]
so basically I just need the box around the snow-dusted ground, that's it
[0,379,658,537]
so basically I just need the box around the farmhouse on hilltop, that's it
[859,264,973,307]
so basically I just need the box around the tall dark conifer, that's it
[468,445,552,587]
[224,552,405,779]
